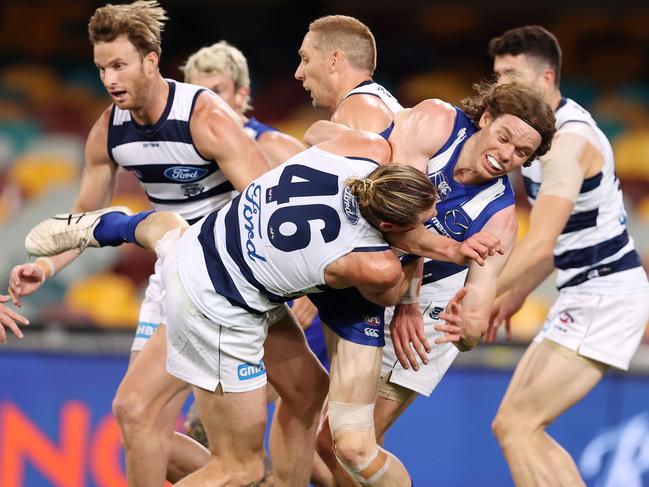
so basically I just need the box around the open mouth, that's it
[486,154,504,172]
[110,90,127,101]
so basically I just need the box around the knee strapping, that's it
[342,446,392,485]
[328,401,374,434]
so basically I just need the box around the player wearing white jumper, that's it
[23,130,469,485]
[6,3,326,486]
[25,129,503,486]
[485,26,649,487]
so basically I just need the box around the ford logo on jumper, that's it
[164,166,208,182]
[342,186,359,225]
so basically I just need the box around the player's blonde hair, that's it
[88,0,167,58]
[180,41,251,112]
[347,165,435,226]
[309,15,376,74]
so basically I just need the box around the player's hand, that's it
[8,263,45,307]
[389,303,430,371]
[0,295,29,343]
[436,287,467,344]
[451,231,504,266]
[485,289,525,343]
[290,296,318,329]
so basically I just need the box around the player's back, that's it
[177,146,388,323]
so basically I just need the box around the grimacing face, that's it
[294,31,336,110]
[94,35,154,111]
[474,112,542,181]
[188,71,247,114]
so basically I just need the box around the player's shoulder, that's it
[410,98,456,124]
[85,106,114,163]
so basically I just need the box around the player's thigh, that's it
[374,374,417,439]
[328,332,382,404]
[264,310,328,400]
[193,384,267,458]
[498,339,606,424]
[117,323,189,412]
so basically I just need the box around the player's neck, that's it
[547,88,562,112]
[333,72,373,108]
[130,74,169,126]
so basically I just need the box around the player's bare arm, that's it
[9,108,118,305]
[256,130,306,167]
[317,130,391,164]
[385,225,503,266]
[389,99,456,172]
[304,120,353,146]
[437,206,517,351]
[496,130,602,298]
[324,250,406,307]
[191,92,271,192]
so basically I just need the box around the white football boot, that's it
[25,206,133,256]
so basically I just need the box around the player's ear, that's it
[144,51,159,74]
[479,110,494,129]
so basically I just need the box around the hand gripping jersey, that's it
[342,80,404,139]
[177,147,390,323]
[108,79,238,223]
[406,107,515,300]
[521,98,646,293]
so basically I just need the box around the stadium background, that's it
[1,0,649,485]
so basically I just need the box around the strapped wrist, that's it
[35,257,56,282]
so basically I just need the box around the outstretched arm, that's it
[436,207,517,351]
[10,108,118,305]
[385,225,504,267]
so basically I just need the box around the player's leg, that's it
[263,310,329,486]
[493,290,649,487]
[25,207,187,256]
[176,384,268,486]
[492,340,604,486]
[374,374,417,442]
[327,332,411,486]
[113,324,202,486]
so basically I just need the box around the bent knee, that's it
[112,389,149,429]
[332,430,377,469]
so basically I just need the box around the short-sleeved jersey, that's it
[407,107,515,300]
[342,80,404,139]
[244,117,278,141]
[177,146,390,321]
[108,79,237,223]
[522,98,647,293]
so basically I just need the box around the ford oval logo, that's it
[163,166,208,182]
[342,186,359,225]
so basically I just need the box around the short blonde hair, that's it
[88,0,167,58]
[181,41,251,112]
[309,15,376,74]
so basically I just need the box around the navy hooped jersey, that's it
[413,107,515,299]
[108,79,237,222]
[521,97,646,292]
[177,146,390,322]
